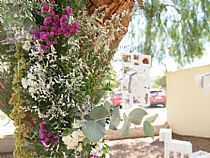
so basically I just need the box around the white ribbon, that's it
[195,72,210,94]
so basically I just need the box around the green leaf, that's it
[146,114,158,123]
[110,106,121,130]
[143,121,154,138]
[119,113,131,136]
[63,128,73,136]
[82,120,105,143]
[96,119,106,127]
[128,108,147,125]
[89,105,110,120]
[104,102,112,115]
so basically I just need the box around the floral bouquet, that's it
[0,0,156,157]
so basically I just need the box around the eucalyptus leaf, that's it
[104,102,112,115]
[119,113,131,136]
[82,120,105,143]
[128,108,147,125]
[143,120,154,138]
[110,106,121,130]
[146,114,158,123]
[89,105,110,120]
[96,119,106,127]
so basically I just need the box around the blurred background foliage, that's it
[141,0,209,65]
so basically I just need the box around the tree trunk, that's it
[87,0,143,46]
[87,0,134,42]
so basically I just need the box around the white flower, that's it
[62,129,85,150]
[22,41,31,51]
[72,120,81,129]
[21,78,28,89]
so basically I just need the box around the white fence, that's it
[159,128,210,158]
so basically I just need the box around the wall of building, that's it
[166,65,210,138]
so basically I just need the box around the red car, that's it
[146,89,166,107]
[112,91,122,106]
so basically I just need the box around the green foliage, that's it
[143,121,154,138]
[137,0,210,65]
[143,114,158,138]
[145,114,158,123]
[109,106,121,130]
[82,120,106,143]
[128,108,147,125]
[152,75,166,90]
[89,105,110,120]
[119,113,131,136]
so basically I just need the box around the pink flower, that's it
[64,31,71,37]
[62,12,67,16]
[53,15,59,22]
[45,40,51,46]
[39,132,46,139]
[68,22,79,33]
[32,29,38,35]
[52,40,57,45]
[40,32,49,40]
[49,31,55,38]
[60,15,68,25]
[40,137,49,146]
[44,16,52,25]
[57,28,63,35]
[52,22,59,27]
[66,6,73,15]
[50,0,55,3]
[41,5,49,13]
[61,25,68,32]
[50,134,59,144]
[40,0,45,3]
[51,26,57,33]
[39,122,46,129]
[40,26,48,31]
[49,7,55,16]
[47,132,53,138]
[88,153,99,158]
[40,45,48,50]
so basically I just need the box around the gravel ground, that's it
[107,133,210,158]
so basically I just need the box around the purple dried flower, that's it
[39,132,46,139]
[39,122,46,129]
[50,134,60,144]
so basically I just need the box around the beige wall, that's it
[166,65,210,138]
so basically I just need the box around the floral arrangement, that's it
[0,0,157,158]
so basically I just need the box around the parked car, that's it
[112,91,122,106]
[112,89,166,107]
[146,89,166,107]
